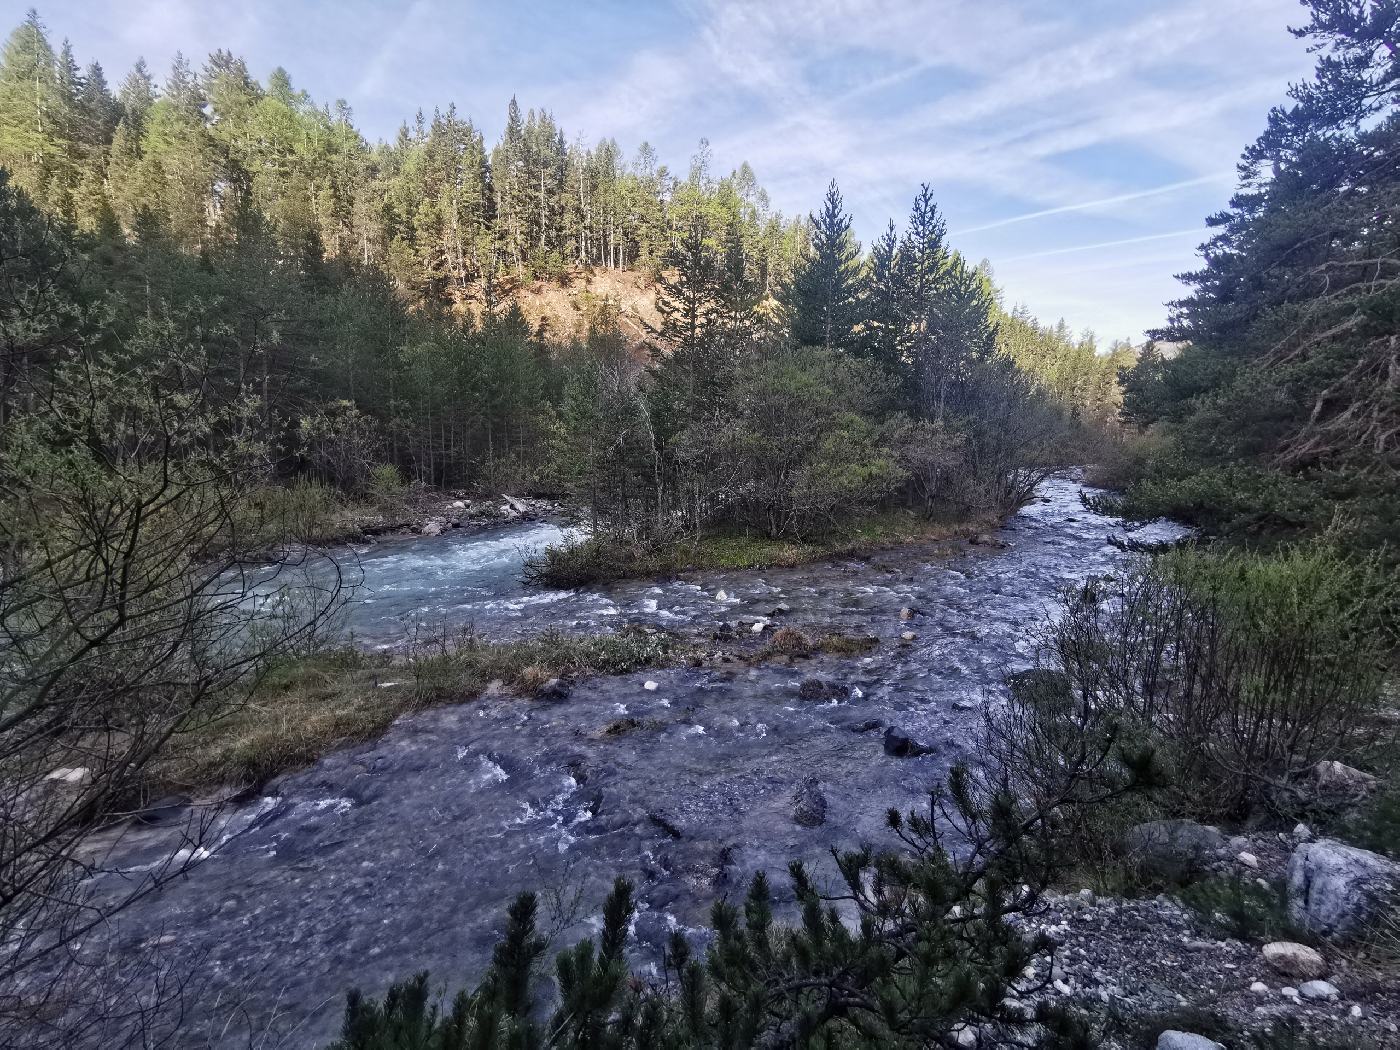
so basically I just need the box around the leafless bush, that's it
[1017,546,1395,821]
[1,343,345,1045]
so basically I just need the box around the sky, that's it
[31,0,1318,342]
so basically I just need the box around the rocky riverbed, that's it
[60,477,1226,1046]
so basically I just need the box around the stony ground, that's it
[1012,835,1400,1049]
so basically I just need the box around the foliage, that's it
[1178,875,1295,942]
[1028,544,1396,820]
[1114,0,1400,551]
[0,186,344,1039]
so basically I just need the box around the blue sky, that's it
[33,0,1316,342]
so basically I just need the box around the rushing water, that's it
[71,476,1187,1047]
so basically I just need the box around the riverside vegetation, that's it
[1,1,1399,1048]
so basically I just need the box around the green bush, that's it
[1033,543,1395,821]
[367,463,409,516]
[1178,875,1296,942]
[247,476,345,545]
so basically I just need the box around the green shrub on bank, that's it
[245,477,346,545]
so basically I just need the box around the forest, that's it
[0,6,1125,547]
[2,1,1398,1048]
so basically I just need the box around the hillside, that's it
[497,268,663,349]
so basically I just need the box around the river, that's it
[68,475,1186,1047]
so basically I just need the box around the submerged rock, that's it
[1157,1033,1225,1050]
[792,778,828,827]
[797,678,848,702]
[883,726,935,758]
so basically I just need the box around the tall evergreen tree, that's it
[786,179,861,351]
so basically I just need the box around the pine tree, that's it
[786,179,862,351]
[117,58,156,132]
[0,10,73,208]
[860,219,903,375]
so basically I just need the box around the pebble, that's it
[1249,982,1269,995]
[1237,851,1259,869]
[1350,1005,1364,1019]
[643,681,658,691]
[1281,986,1300,998]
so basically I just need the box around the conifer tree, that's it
[0,10,72,208]
[786,178,861,351]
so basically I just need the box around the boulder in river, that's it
[134,794,191,826]
[797,678,848,702]
[1287,838,1400,941]
[419,520,444,537]
[971,532,1009,549]
[536,678,570,701]
[1121,819,1227,882]
[883,726,935,758]
[792,778,828,827]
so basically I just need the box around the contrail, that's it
[952,173,1232,235]
[999,227,1206,262]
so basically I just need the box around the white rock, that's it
[751,620,768,634]
[45,767,90,783]
[1053,978,1073,995]
[420,520,443,537]
[900,630,917,641]
[1350,1005,1364,1019]
[643,681,659,692]
[1293,823,1312,841]
[715,590,728,602]
[1249,981,1270,994]
[1288,838,1400,941]
[1157,1033,1225,1050]
[450,500,466,509]
[1281,986,1299,998]
[1298,980,1340,1001]
[1237,851,1260,869]
[1310,759,1377,794]
[1262,941,1326,979]
[955,1026,977,1048]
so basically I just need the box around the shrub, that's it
[367,463,409,516]
[1032,544,1396,820]
[1178,875,1295,942]
[249,476,344,545]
